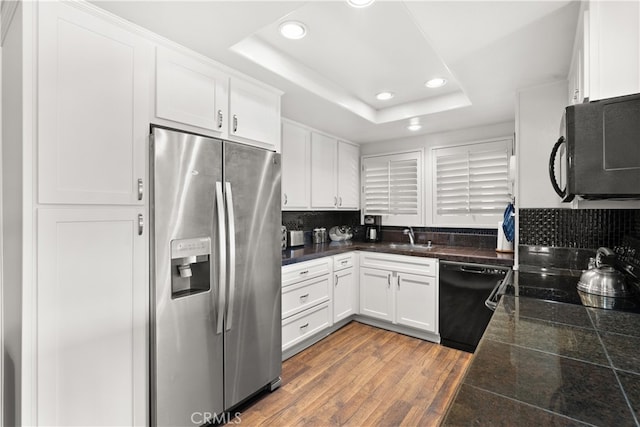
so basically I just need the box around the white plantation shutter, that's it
[362,151,423,226]
[433,139,512,226]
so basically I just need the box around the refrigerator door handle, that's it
[225,181,236,332]
[215,182,227,335]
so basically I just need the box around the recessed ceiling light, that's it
[376,91,394,101]
[279,21,307,40]
[407,124,422,131]
[347,0,375,8]
[425,77,447,88]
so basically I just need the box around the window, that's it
[432,138,512,227]
[362,151,423,226]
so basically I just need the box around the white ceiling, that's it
[92,0,579,144]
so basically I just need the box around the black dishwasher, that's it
[439,261,510,353]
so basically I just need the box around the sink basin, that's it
[387,243,434,251]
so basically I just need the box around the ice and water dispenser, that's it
[170,237,212,298]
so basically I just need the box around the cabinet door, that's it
[359,267,393,322]
[156,46,228,135]
[37,208,147,426]
[311,133,338,208]
[229,77,281,151]
[334,267,356,322]
[281,122,310,209]
[337,141,360,209]
[396,272,437,333]
[38,1,151,205]
[589,0,640,100]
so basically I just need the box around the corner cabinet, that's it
[310,132,360,210]
[282,120,360,210]
[359,252,438,334]
[333,252,358,322]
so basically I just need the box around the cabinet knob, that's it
[284,193,288,205]
[339,196,342,207]
[233,115,238,133]
[335,274,339,286]
[334,196,337,206]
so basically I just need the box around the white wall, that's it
[360,121,514,156]
[516,80,567,209]
[2,3,23,426]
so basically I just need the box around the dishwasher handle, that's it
[485,269,513,311]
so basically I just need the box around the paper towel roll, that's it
[497,221,514,253]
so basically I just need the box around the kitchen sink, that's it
[387,243,435,251]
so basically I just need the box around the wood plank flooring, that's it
[235,321,472,426]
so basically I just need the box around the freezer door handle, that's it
[225,182,236,332]
[215,182,226,335]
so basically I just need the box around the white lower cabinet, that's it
[359,267,393,321]
[333,252,357,323]
[37,207,148,426]
[396,272,437,332]
[360,253,438,334]
[281,258,333,352]
[282,302,331,351]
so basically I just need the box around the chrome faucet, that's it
[403,227,415,245]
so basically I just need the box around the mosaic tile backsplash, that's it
[519,208,640,249]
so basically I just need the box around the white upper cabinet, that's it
[38,1,152,205]
[310,131,360,210]
[229,77,282,152]
[570,1,640,102]
[337,141,360,209]
[311,132,338,208]
[281,121,311,210]
[155,46,229,135]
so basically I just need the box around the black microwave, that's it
[549,93,640,202]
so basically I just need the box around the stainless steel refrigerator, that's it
[150,126,282,427]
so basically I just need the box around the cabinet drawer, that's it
[282,275,330,319]
[360,252,436,276]
[333,252,355,271]
[282,257,332,287]
[282,302,331,351]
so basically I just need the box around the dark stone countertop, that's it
[442,295,640,426]
[281,241,514,267]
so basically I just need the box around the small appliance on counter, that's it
[287,230,305,248]
[281,226,287,250]
[364,215,381,242]
[328,225,353,242]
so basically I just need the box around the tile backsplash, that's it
[519,208,640,249]
[282,211,361,232]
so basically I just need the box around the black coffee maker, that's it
[364,215,381,242]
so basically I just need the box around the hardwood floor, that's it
[236,322,472,426]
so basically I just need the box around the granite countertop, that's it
[443,295,640,426]
[281,241,514,267]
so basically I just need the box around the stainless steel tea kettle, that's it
[577,247,634,297]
